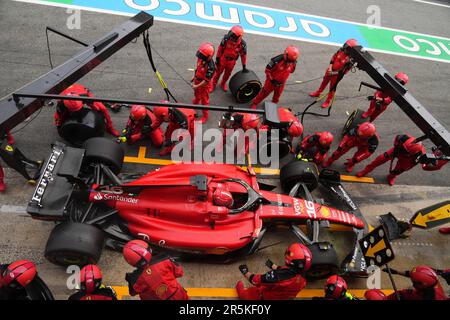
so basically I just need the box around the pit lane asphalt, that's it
[0,0,449,299]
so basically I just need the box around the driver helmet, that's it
[212,184,234,208]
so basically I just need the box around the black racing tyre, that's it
[59,108,106,147]
[280,160,319,193]
[342,109,367,137]
[305,242,339,280]
[45,222,105,267]
[260,139,292,161]
[229,69,262,103]
[83,137,124,173]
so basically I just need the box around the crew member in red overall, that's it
[0,260,37,300]
[192,43,215,123]
[250,46,299,109]
[309,39,358,108]
[356,134,425,186]
[258,107,303,142]
[55,84,119,136]
[0,131,14,192]
[154,106,197,156]
[365,266,448,300]
[297,131,334,166]
[123,240,189,300]
[323,275,358,300]
[119,105,164,147]
[323,122,379,173]
[219,112,260,155]
[211,25,247,92]
[236,243,311,300]
[68,265,117,300]
[361,72,409,122]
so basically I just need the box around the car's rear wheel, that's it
[58,109,106,147]
[305,242,339,280]
[280,160,319,193]
[83,137,124,174]
[25,276,55,300]
[45,222,105,267]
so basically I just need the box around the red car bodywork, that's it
[88,163,364,255]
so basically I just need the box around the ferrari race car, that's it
[27,137,369,279]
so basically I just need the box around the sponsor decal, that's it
[93,192,139,204]
[31,148,62,205]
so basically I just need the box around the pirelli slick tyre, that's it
[342,109,367,137]
[260,138,292,161]
[45,222,105,267]
[229,69,262,103]
[83,137,124,174]
[280,160,319,193]
[305,242,339,280]
[58,108,106,147]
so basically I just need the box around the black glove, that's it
[215,57,220,66]
[125,272,132,282]
[367,96,375,101]
[239,264,249,275]
[242,64,249,73]
[265,259,274,269]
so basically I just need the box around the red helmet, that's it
[241,113,260,130]
[345,39,358,47]
[80,264,102,294]
[325,275,347,299]
[395,72,409,85]
[364,289,387,300]
[63,93,84,112]
[284,45,300,62]
[130,105,147,121]
[410,266,438,289]
[403,137,425,156]
[230,25,244,41]
[288,121,303,137]
[2,260,37,289]
[284,243,312,271]
[319,132,334,146]
[196,42,215,61]
[357,122,376,138]
[153,106,170,121]
[123,240,152,268]
[212,185,234,208]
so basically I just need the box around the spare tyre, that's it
[45,222,105,267]
[342,109,367,137]
[58,108,106,147]
[83,137,124,174]
[280,160,319,193]
[229,69,262,103]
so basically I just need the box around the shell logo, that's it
[321,207,331,218]
[156,284,168,298]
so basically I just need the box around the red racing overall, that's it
[386,285,448,300]
[55,84,118,136]
[68,287,117,300]
[126,255,189,300]
[361,90,393,122]
[236,267,306,300]
[251,55,296,108]
[0,131,14,192]
[324,127,379,171]
[159,108,197,156]
[299,132,332,165]
[212,35,247,91]
[192,58,215,121]
[123,108,164,146]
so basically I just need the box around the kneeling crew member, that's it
[68,264,117,300]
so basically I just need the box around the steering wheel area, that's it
[219,179,263,214]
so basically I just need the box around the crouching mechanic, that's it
[154,106,197,156]
[236,243,311,300]
[211,25,247,92]
[365,266,448,300]
[68,265,116,300]
[356,134,432,186]
[297,131,334,166]
[323,275,358,300]
[323,122,379,173]
[250,46,299,109]
[219,112,260,155]
[118,105,163,147]
[56,84,119,136]
[0,130,14,192]
[123,240,189,300]
[0,260,37,300]
[192,43,215,123]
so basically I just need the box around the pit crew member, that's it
[323,275,358,300]
[192,43,215,123]
[123,240,189,300]
[0,260,37,300]
[297,131,334,166]
[68,264,117,300]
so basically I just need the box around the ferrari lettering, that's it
[31,148,62,205]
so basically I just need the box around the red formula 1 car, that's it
[27,138,368,279]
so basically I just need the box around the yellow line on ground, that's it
[111,286,393,300]
[124,147,374,183]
